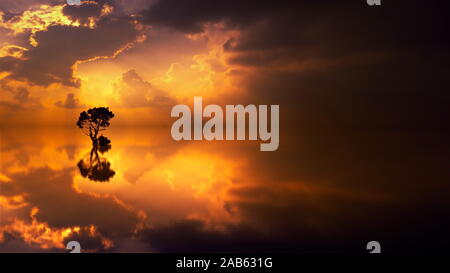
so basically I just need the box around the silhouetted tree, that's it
[76,107,114,145]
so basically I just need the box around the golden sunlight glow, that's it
[0,5,77,36]
[0,5,80,47]
[148,148,243,228]
[147,24,240,100]
[0,3,117,47]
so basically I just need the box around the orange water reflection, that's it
[0,127,275,251]
[0,127,405,252]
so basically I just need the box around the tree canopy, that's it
[76,107,114,144]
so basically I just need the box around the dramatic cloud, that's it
[141,0,285,33]
[142,1,449,66]
[62,2,103,24]
[142,0,450,130]
[0,17,142,87]
[0,0,145,88]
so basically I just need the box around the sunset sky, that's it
[0,0,448,129]
[0,0,248,127]
[1,0,450,253]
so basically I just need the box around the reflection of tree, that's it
[78,142,115,183]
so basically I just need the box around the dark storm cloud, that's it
[141,0,291,33]
[143,0,449,64]
[0,17,142,87]
[142,0,450,135]
[62,0,122,21]
[62,2,103,24]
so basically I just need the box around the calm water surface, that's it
[1,127,449,252]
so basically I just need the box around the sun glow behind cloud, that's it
[0,5,80,47]
[0,2,116,35]
[0,3,153,126]
[0,5,76,35]
[0,2,245,128]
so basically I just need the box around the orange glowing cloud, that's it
[0,207,80,249]
[0,5,76,35]
[0,2,116,36]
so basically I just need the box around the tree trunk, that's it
[90,135,98,146]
